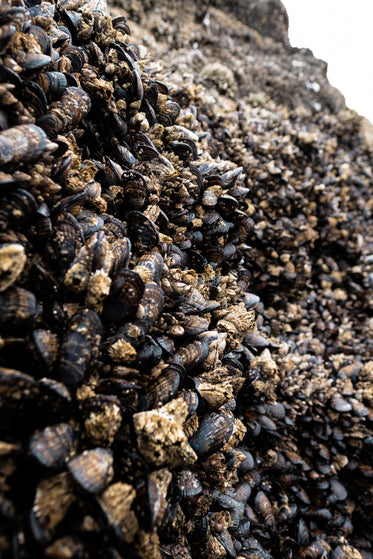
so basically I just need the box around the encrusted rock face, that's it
[113,0,346,113]
[0,0,372,558]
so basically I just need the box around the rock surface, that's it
[111,0,346,114]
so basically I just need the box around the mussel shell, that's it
[205,246,224,265]
[27,24,52,54]
[147,468,172,529]
[21,53,52,73]
[62,45,87,72]
[243,292,260,309]
[38,377,72,418]
[51,87,91,133]
[112,15,131,34]
[237,449,255,471]
[176,469,203,498]
[30,262,60,301]
[60,309,102,386]
[254,491,275,528]
[29,423,75,469]
[136,283,164,327]
[182,315,209,336]
[102,270,144,323]
[28,4,55,19]
[329,478,348,501]
[36,72,68,100]
[155,335,175,357]
[0,124,47,166]
[0,366,39,404]
[28,329,59,374]
[215,529,236,558]
[111,237,132,273]
[266,401,285,420]
[0,110,9,132]
[178,288,209,315]
[233,211,254,242]
[218,194,239,214]
[52,212,84,272]
[170,141,194,162]
[121,171,149,210]
[172,340,209,372]
[102,214,127,238]
[30,472,75,545]
[158,100,180,126]
[36,114,58,138]
[179,389,199,417]
[67,447,114,494]
[135,251,163,284]
[0,188,36,231]
[77,210,104,239]
[128,211,159,254]
[96,482,138,544]
[135,336,162,369]
[330,393,352,412]
[22,81,48,119]
[0,24,16,50]
[144,366,180,409]
[243,332,269,348]
[189,412,234,459]
[0,286,40,330]
[221,166,244,188]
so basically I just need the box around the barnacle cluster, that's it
[0,0,372,558]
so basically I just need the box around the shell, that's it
[29,423,75,469]
[67,447,114,493]
[36,72,68,100]
[60,309,102,386]
[127,211,159,254]
[189,412,235,459]
[51,87,91,133]
[121,170,149,210]
[102,270,144,323]
[172,340,209,372]
[0,124,48,166]
[144,365,181,409]
[0,2,371,558]
[0,287,40,330]
[176,469,203,498]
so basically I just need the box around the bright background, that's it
[282,0,373,123]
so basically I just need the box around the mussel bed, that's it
[0,1,372,558]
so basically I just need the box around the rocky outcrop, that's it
[112,0,345,114]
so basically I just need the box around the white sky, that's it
[282,0,373,123]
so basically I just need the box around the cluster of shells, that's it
[0,0,372,558]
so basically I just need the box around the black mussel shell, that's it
[143,365,181,410]
[102,270,144,323]
[176,469,203,498]
[189,412,234,459]
[0,124,47,166]
[29,422,75,469]
[0,287,40,331]
[172,340,209,373]
[60,309,102,386]
[127,211,159,254]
